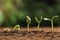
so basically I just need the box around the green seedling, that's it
[43,16,58,32]
[35,16,43,31]
[13,25,20,31]
[26,16,31,32]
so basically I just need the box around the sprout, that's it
[3,28,11,32]
[51,16,58,32]
[13,25,20,31]
[43,16,58,32]
[35,16,43,31]
[26,16,31,32]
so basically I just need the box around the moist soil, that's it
[0,27,60,40]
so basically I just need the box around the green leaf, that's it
[35,16,39,23]
[52,15,59,20]
[35,16,43,23]
[41,16,43,20]
[39,16,43,22]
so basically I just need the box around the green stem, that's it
[38,23,40,31]
[27,24,29,32]
[51,20,54,32]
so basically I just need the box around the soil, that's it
[0,27,60,40]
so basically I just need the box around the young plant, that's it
[13,25,20,31]
[43,16,58,32]
[3,28,11,32]
[26,16,31,32]
[35,16,43,31]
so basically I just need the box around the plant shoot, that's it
[35,16,43,31]
[26,16,31,32]
[44,16,58,32]
[13,25,20,31]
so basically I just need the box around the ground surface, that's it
[0,27,60,40]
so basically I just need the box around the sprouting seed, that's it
[43,16,58,32]
[13,25,20,31]
[26,16,31,20]
[44,18,50,20]
[26,16,31,32]
[35,16,43,31]
[3,28,11,32]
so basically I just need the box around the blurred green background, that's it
[0,0,60,27]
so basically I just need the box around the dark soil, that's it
[0,27,60,40]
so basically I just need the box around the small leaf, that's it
[39,16,43,22]
[35,16,39,23]
[41,16,43,19]
[52,15,59,20]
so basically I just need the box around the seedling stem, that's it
[27,24,29,32]
[26,16,31,32]
[51,16,58,32]
[35,16,43,31]
[44,16,58,32]
[38,23,40,31]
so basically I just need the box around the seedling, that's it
[44,16,58,32]
[13,25,20,31]
[26,16,31,32]
[3,28,11,32]
[35,16,43,31]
